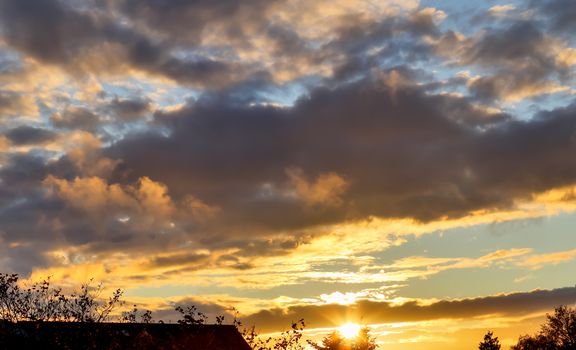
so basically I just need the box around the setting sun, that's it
[339,323,361,339]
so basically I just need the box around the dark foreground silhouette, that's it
[2,273,575,349]
[0,321,251,350]
[480,305,576,350]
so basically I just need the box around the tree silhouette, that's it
[309,326,378,350]
[242,318,306,350]
[479,331,501,350]
[175,304,208,325]
[308,331,345,350]
[0,273,122,322]
[9,271,576,350]
[511,305,576,350]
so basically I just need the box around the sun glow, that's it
[339,323,361,339]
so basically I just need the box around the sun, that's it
[339,323,361,339]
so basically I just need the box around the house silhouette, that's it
[0,321,252,350]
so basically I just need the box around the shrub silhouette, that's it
[0,273,122,322]
[479,331,501,350]
[6,272,575,350]
[308,326,378,350]
[121,305,154,324]
[242,318,306,350]
[510,305,576,350]
[0,273,309,349]
[175,304,208,325]
[485,305,576,350]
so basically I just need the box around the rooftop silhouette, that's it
[0,321,252,350]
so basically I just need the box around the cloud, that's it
[533,0,576,34]
[0,72,575,278]
[0,0,571,105]
[4,126,57,145]
[119,0,274,45]
[243,286,576,332]
[147,251,212,269]
[0,0,251,88]
[374,248,532,272]
[0,153,48,192]
[109,77,576,230]
[0,0,100,64]
[433,20,573,102]
[50,107,101,132]
[0,0,427,89]
[488,5,516,17]
[0,90,39,118]
[57,131,119,177]
[467,76,568,102]
[108,98,151,122]
[517,248,576,270]
[0,1,574,321]
[286,168,349,207]
[43,175,218,230]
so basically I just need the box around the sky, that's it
[0,0,576,348]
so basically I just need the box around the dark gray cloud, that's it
[148,252,211,269]
[533,0,576,34]
[0,75,574,275]
[466,22,549,65]
[109,78,552,231]
[0,153,49,190]
[0,0,100,64]
[323,11,440,84]
[243,286,576,332]
[133,51,243,88]
[266,24,309,57]
[0,195,63,274]
[0,153,104,250]
[0,92,17,113]
[4,126,57,145]
[0,0,575,279]
[0,0,252,88]
[50,107,101,131]
[0,91,32,117]
[445,20,572,102]
[0,0,570,99]
[108,98,151,122]
[120,0,274,45]
[0,0,448,91]
[0,155,47,235]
